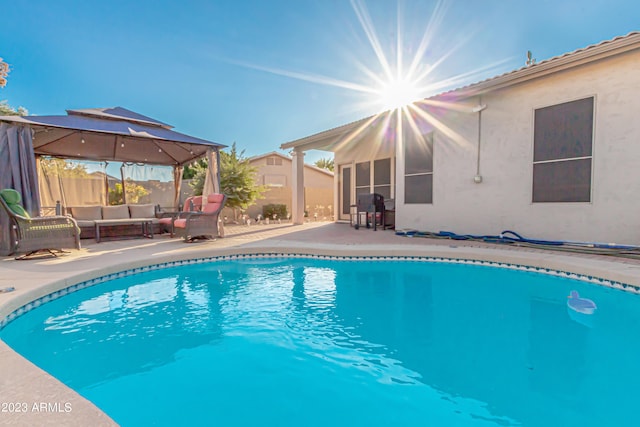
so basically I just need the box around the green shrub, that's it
[262,204,287,219]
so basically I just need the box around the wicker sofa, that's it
[67,204,161,240]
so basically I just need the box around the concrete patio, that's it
[2,221,640,426]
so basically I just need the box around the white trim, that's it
[533,156,592,165]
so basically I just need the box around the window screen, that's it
[374,158,391,199]
[533,97,593,202]
[355,162,370,187]
[532,159,591,202]
[404,132,433,204]
[355,161,370,197]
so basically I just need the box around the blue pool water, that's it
[2,258,640,426]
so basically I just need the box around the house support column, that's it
[291,149,305,225]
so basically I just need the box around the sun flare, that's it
[231,0,513,143]
[376,77,422,111]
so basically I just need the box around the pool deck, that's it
[2,221,640,426]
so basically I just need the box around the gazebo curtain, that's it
[0,123,40,216]
[202,147,220,200]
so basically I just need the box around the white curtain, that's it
[121,162,176,208]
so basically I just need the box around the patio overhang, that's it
[281,112,395,225]
[280,114,376,153]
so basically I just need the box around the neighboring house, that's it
[229,151,334,220]
[282,32,640,244]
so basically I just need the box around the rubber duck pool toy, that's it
[567,290,597,315]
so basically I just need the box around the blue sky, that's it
[1,0,638,164]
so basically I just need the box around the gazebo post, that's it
[119,164,127,205]
[173,164,184,210]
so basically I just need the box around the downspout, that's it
[473,97,487,184]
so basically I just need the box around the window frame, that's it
[355,161,371,198]
[266,156,283,166]
[531,96,595,204]
[352,158,394,200]
[404,131,434,204]
[373,158,392,200]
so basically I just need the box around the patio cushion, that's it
[128,204,155,218]
[183,196,203,211]
[173,218,187,229]
[203,194,224,213]
[74,219,97,228]
[0,189,30,218]
[191,196,203,211]
[102,205,130,220]
[203,202,222,213]
[207,194,224,203]
[70,206,102,221]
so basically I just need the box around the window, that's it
[404,132,433,204]
[353,159,393,199]
[355,161,370,197]
[264,174,286,187]
[532,97,593,202]
[374,158,391,199]
[266,157,283,166]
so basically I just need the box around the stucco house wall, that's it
[282,33,640,243]
[398,49,640,244]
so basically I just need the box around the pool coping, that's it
[2,236,640,425]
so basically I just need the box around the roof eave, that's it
[280,115,374,152]
[281,32,640,151]
[446,32,640,99]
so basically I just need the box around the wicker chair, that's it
[172,193,226,242]
[158,195,204,237]
[0,189,81,258]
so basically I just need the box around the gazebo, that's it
[0,107,225,215]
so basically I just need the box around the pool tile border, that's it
[1,253,637,329]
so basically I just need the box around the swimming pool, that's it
[2,256,640,426]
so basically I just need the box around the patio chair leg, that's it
[15,248,69,260]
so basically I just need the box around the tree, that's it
[108,179,149,205]
[40,158,89,178]
[314,157,334,171]
[0,58,8,88]
[220,143,267,217]
[186,160,207,194]
[182,158,207,179]
[0,100,27,116]
[188,143,266,220]
[1,58,28,114]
